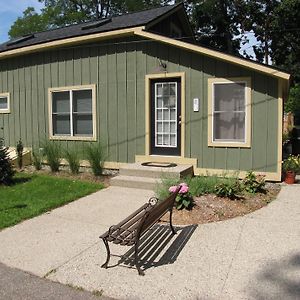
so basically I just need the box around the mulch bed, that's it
[161,184,281,225]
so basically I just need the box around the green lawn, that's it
[0,173,104,230]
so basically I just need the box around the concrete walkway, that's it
[0,185,299,300]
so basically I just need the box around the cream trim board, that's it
[145,72,185,157]
[0,27,144,60]
[0,92,10,113]
[194,168,281,182]
[134,30,290,81]
[277,79,284,181]
[48,84,97,141]
[207,77,252,148]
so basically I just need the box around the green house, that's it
[0,3,290,181]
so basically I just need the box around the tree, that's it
[270,0,300,83]
[189,0,243,55]
[9,0,175,38]
[9,7,49,38]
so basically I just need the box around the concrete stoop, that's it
[110,162,194,190]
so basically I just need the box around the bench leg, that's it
[101,238,111,269]
[134,241,145,276]
[169,209,176,235]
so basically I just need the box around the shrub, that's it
[169,183,194,210]
[16,139,24,169]
[243,171,265,194]
[0,138,15,185]
[85,142,106,176]
[188,175,221,196]
[42,141,61,172]
[65,148,80,174]
[215,180,241,199]
[32,149,43,170]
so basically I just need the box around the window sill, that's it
[49,135,97,141]
[208,141,251,148]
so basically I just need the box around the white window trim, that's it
[48,84,97,141]
[0,93,10,113]
[208,77,252,148]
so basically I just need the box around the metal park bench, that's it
[99,186,180,276]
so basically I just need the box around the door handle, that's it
[178,115,182,125]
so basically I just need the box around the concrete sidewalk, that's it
[0,185,299,299]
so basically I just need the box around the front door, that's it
[150,78,181,156]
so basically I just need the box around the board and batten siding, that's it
[0,37,279,174]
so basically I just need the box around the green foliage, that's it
[188,175,222,196]
[284,84,300,114]
[191,0,242,55]
[242,171,265,194]
[154,175,180,200]
[0,173,103,229]
[0,138,15,185]
[9,7,50,38]
[42,141,61,172]
[174,184,194,210]
[32,150,43,171]
[282,155,300,173]
[16,140,24,169]
[85,142,106,176]
[270,0,300,83]
[215,180,241,199]
[65,148,80,174]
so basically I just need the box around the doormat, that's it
[141,162,177,168]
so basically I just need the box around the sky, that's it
[0,0,43,43]
[0,0,256,58]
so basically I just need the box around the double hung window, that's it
[0,93,10,113]
[49,85,96,140]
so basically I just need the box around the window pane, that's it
[214,82,245,112]
[214,112,245,141]
[156,134,163,146]
[53,115,70,135]
[52,91,70,113]
[156,84,162,96]
[157,122,163,133]
[0,97,8,109]
[73,89,92,113]
[157,110,162,120]
[73,114,93,136]
[170,134,176,146]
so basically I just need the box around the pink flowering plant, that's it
[169,182,194,210]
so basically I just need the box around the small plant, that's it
[16,139,23,169]
[215,180,241,199]
[282,155,300,173]
[169,183,194,210]
[65,148,80,174]
[0,138,15,185]
[85,142,106,176]
[42,141,61,172]
[32,149,43,170]
[243,171,265,194]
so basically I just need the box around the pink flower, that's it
[179,184,189,194]
[168,186,178,193]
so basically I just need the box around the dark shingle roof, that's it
[0,4,179,53]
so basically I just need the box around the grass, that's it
[0,173,104,230]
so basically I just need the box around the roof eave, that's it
[0,26,144,60]
[134,29,290,81]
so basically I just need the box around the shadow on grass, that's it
[7,175,33,186]
[0,204,28,212]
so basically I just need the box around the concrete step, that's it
[110,175,160,190]
[119,163,193,179]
